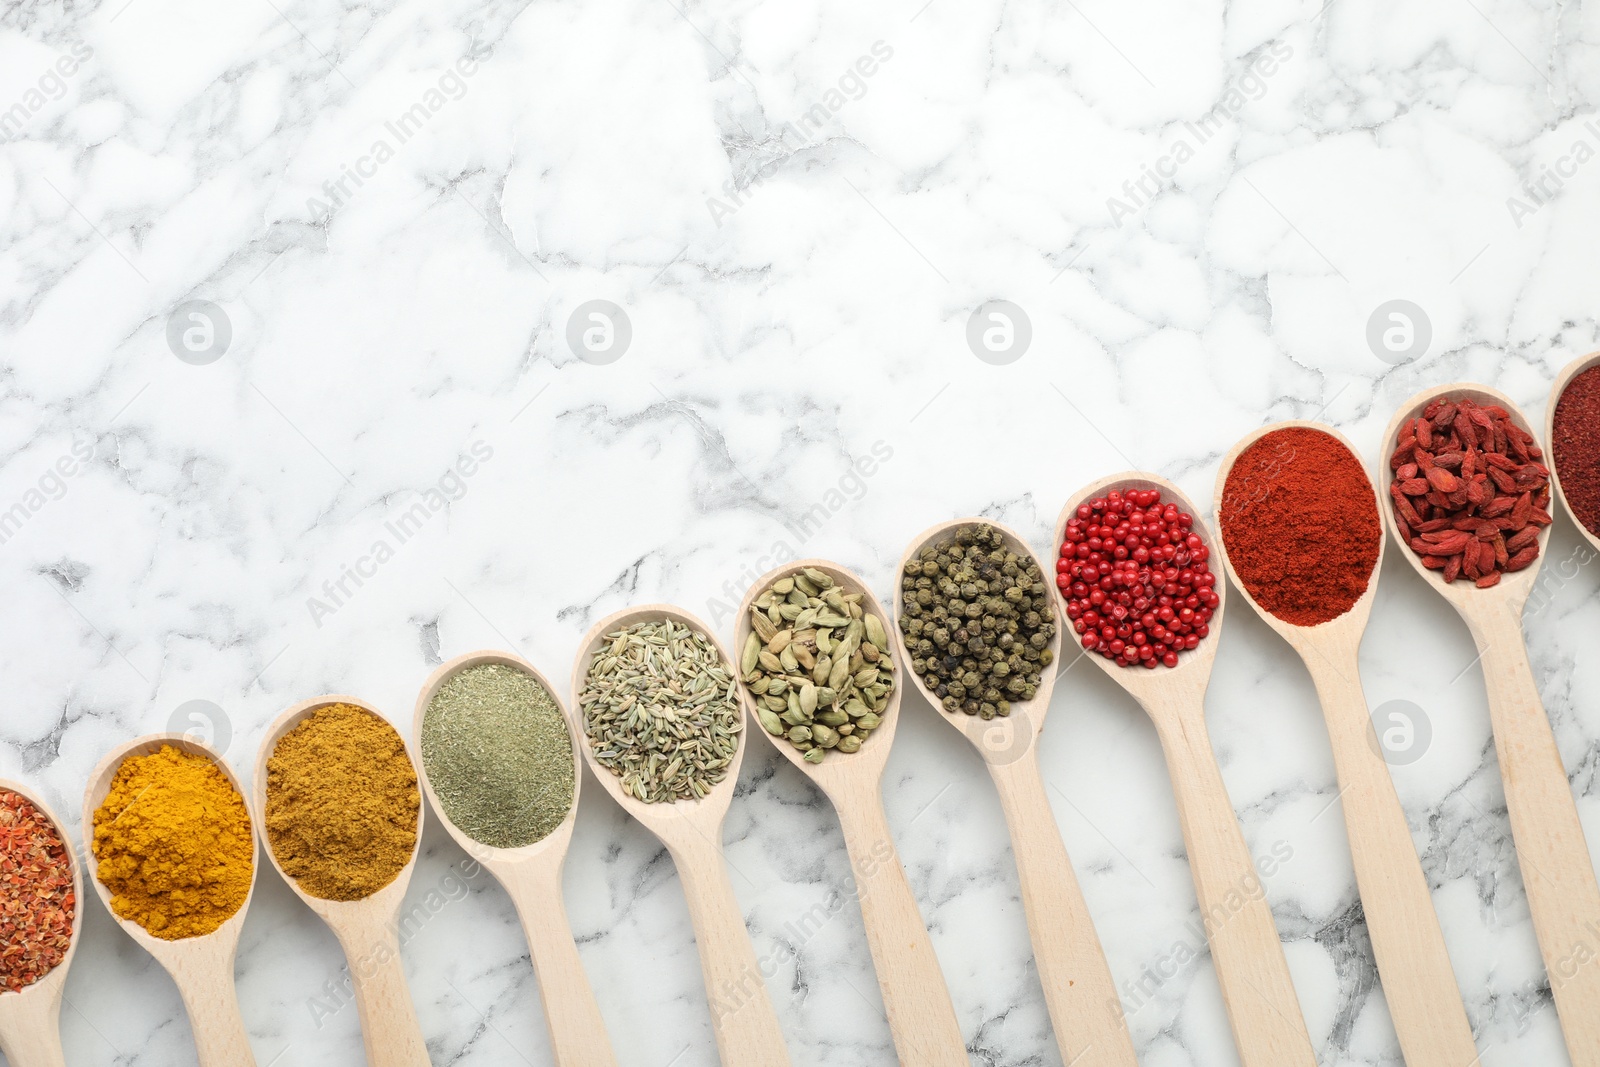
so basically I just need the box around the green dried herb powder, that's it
[421,664,575,849]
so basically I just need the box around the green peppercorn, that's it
[902,524,1055,716]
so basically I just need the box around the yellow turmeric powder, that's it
[91,745,254,940]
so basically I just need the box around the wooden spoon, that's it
[1212,422,1478,1066]
[732,560,967,1066]
[255,698,429,1067]
[412,650,617,1067]
[570,604,791,1065]
[1379,383,1600,1064]
[1052,475,1316,1067]
[81,735,259,1067]
[1543,350,1600,557]
[0,779,84,1067]
[893,518,1138,1067]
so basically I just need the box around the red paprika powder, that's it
[1552,365,1600,538]
[1219,427,1380,626]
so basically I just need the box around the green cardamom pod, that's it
[803,567,833,589]
[799,683,818,716]
[758,709,784,736]
[787,725,812,743]
[835,734,862,754]
[768,630,792,654]
[855,712,882,730]
[811,723,839,747]
[803,747,826,764]
[864,614,887,648]
[772,577,795,595]
[828,658,851,691]
[817,709,848,727]
[751,609,778,643]
[741,632,761,675]
[758,650,783,673]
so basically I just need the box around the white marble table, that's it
[3,0,1599,1063]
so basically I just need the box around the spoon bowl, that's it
[0,779,84,1067]
[891,517,1137,1067]
[1210,421,1383,649]
[1377,383,1600,1064]
[413,650,617,1067]
[732,560,904,795]
[82,735,259,1067]
[1377,382,1552,610]
[894,518,1062,763]
[1051,471,1314,1067]
[254,697,429,1067]
[1051,473,1226,697]
[414,650,583,871]
[733,560,966,1067]
[1543,350,1600,557]
[570,604,790,1066]
[1213,423,1479,1067]
[569,604,748,829]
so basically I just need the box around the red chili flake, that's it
[1388,395,1549,585]
[1056,488,1219,668]
[0,788,75,994]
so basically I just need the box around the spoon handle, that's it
[989,753,1138,1067]
[332,910,431,1067]
[664,827,792,1066]
[1303,650,1478,1066]
[501,861,620,1067]
[172,951,257,1067]
[0,998,67,1067]
[1153,702,1316,1067]
[1475,605,1600,1065]
[833,783,968,1067]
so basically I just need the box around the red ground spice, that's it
[0,789,75,993]
[1553,365,1600,537]
[1220,427,1380,626]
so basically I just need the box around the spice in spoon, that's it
[0,789,75,991]
[1220,427,1380,625]
[1057,489,1218,668]
[579,619,743,803]
[740,567,896,763]
[91,746,253,939]
[1552,365,1600,539]
[900,524,1055,717]
[1388,395,1551,587]
[422,663,575,849]
[265,704,420,901]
